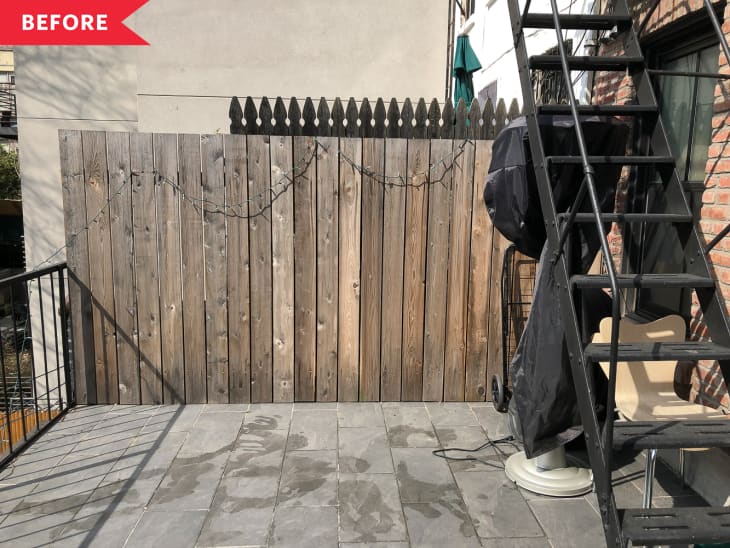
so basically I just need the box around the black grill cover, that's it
[485,115,629,458]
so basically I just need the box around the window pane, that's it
[689,45,719,180]
[659,55,694,177]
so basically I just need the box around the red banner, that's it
[1,1,148,45]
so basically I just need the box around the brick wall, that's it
[593,0,730,410]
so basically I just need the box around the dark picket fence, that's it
[228,96,523,139]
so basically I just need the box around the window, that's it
[657,40,718,182]
[632,32,719,319]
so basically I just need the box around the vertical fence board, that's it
[271,135,295,402]
[380,139,407,401]
[225,134,251,403]
[423,139,453,401]
[338,138,362,401]
[59,130,95,404]
[316,137,339,401]
[130,133,162,405]
[202,135,228,403]
[179,134,206,403]
[401,139,429,401]
[81,131,118,404]
[359,138,384,401]
[444,139,475,401]
[154,134,185,404]
[293,136,317,401]
[107,132,140,404]
[465,141,493,401]
[248,135,274,403]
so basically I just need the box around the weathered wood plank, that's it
[465,141,493,401]
[202,134,228,403]
[359,138,384,401]
[338,138,362,401]
[293,136,317,401]
[59,130,95,404]
[107,132,139,404]
[444,139,476,401]
[224,134,251,403]
[81,131,118,404]
[130,133,162,404]
[380,139,407,401]
[401,139,429,401]
[271,135,294,402]
[422,139,453,401]
[248,135,274,403]
[153,133,185,404]
[316,137,339,402]
[179,134,206,403]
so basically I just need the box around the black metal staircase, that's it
[508,0,730,545]
[0,82,17,140]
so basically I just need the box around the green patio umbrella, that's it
[453,34,482,107]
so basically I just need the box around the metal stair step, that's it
[613,420,730,450]
[584,341,730,362]
[547,155,674,166]
[571,273,714,289]
[528,55,644,71]
[537,104,658,116]
[621,506,730,545]
[522,13,633,30]
[558,212,692,223]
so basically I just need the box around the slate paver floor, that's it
[0,402,706,547]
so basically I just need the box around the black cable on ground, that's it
[432,435,520,470]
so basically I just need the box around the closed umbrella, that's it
[453,34,482,106]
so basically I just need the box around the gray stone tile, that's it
[196,475,279,547]
[142,404,203,433]
[0,509,74,547]
[338,474,407,543]
[454,471,543,539]
[271,506,338,547]
[197,506,273,547]
[339,428,393,474]
[470,405,512,439]
[203,403,250,413]
[20,452,117,505]
[287,409,337,450]
[426,403,479,427]
[528,499,606,548]
[391,448,460,503]
[245,403,293,430]
[125,509,207,548]
[108,404,161,415]
[148,452,228,510]
[383,406,438,448]
[403,500,481,548]
[278,450,337,507]
[340,542,410,548]
[339,403,385,427]
[435,426,508,473]
[225,428,287,478]
[480,538,552,548]
[176,411,243,457]
[53,505,143,547]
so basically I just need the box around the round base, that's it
[505,450,593,497]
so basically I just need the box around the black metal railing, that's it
[0,82,17,128]
[0,262,73,468]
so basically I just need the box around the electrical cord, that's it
[432,434,521,470]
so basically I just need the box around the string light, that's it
[32,137,475,271]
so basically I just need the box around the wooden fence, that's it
[0,408,60,456]
[60,97,523,404]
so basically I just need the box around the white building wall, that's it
[457,0,597,107]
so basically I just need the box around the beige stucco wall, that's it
[15,0,449,267]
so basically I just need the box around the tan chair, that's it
[593,315,727,508]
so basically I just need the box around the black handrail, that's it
[0,262,73,469]
[547,0,622,494]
